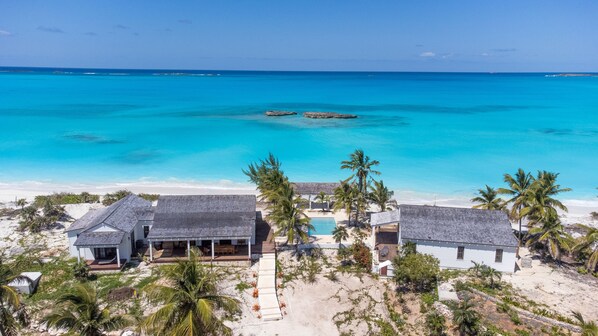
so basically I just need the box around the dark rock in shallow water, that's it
[303,112,358,119]
[265,110,297,116]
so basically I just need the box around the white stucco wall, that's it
[66,224,134,262]
[406,239,517,273]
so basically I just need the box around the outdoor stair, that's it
[257,253,282,321]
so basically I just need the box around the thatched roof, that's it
[66,195,152,233]
[398,204,517,247]
[292,182,340,195]
[74,231,125,247]
[146,195,256,240]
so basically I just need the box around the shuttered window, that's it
[457,246,465,260]
[495,249,503,263]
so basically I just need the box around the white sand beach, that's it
[1,179,596,228]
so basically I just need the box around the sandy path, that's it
[503,248,598,321]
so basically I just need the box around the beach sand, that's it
[1,180,595,228]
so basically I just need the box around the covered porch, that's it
[370,210,401,263]
[145,237,254,263]
[74,231,128,271]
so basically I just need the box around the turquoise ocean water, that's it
[1,68,597,199]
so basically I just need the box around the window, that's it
[143,226,150,238]
[495,249,503,263]
[457,246,465,260]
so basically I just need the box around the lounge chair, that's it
[380,246,389,258]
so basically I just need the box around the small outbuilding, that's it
[8,272,42,294]
[371,204,518,274]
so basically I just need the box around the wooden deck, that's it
[86,259,127,271]
[376,226,398,262]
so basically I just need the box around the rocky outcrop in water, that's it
[265,110,297,116]
[303,112,357,119]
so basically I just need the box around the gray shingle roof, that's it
[398,204,517,247]
[292,182,340,195]
[371,210,401,226]
[74,231,125,247]
[146,195,256,240]
[66,195,152,233]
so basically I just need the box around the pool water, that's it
[309,217,337,235]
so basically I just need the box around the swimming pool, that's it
[309,217,337,235]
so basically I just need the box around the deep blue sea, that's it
[1,67,597,200]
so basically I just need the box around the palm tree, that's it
[16,198,27,210]
[425,311,447,336]
[44,283,130,336]
[571,311,598,336]
[333,180,358,226]
[368,180,394,212]
[332,225,349,250]
[469,261,484,278]
[0,257,28,336]
[452,298,480,336]
[314,191,329,212]
[521,171,571,226]
[341,149,380,196]
[498,169,535,246]
[268,182,314,256]
[481,267,501,289]
[243,153,288,204]
[471,185,505,210]
[526,214,572,262]
[142,249,239,336]
[572,224,598,272]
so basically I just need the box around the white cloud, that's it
[0,30,12,36]
[480,52,490,57]
[420,51,436,57]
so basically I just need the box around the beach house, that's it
[66,194,266,270]
[371,205,518,276]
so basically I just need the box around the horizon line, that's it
[1,65,597,75]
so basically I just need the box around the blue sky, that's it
[1,1,597,71]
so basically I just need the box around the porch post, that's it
[187,240,191,259]
[116,247,121,268]
[149,240,153,261]
[211,239,215,260]
[308,195,312,210]
[77,247,81,263]
[248,238,251,260]
[371,225,376,248]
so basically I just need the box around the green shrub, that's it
[351,241,372,270]
[102,190,132,205]
[425,311,446,336]
[235,281,252,292]
[72,261,90,280]
[33,192,99,206]
[138,193,160,202]
[393,252,440,292]
[577,267,589,275]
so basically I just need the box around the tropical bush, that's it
[44,283,131,336]
[393,252,440,292]
[102,190,133,205]
[425,311,447,336]
[351,241,372,270]
[33,192,99,206]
